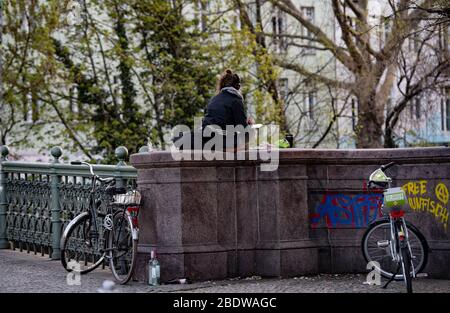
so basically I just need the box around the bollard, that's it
[114,146,128,191]
[0,146,9,249]
[50,146,62,259]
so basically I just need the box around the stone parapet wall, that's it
[130,147,450,281]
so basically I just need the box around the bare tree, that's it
[269,0,439,148]
[410,0,450,18]
[385,22,450,147]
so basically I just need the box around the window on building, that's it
[278,13,287,51]
[195,0,210,32]
[415,97,421,119]
[22,101,28,122]
[31,93,40,123]
[272,15,278,51]
[447,24,450,52]
[441,98,445,131]
[301,6,315,55]
[69,87,75,114]
[384,18,391,42]
[22,92,40,123]
[439,23,450,54]
[272,9,287,53]
[351,98,357,131]
[247,2,257,26]
[308,90,316,120]
[278,78,289,100]
[409,97,421,119]
[70,86,83,118]
[303,82,316,120]
[378,16,388,48]
[409,29,421,52]
[301,7,314,37]
[272,16,277,38]
[232,15,240,30]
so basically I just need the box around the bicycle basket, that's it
[113,190,142,205]
[383,187,406,210]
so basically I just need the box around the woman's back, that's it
[202,89,247,130]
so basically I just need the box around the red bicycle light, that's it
[127,206,140,227]
[390,210,405,219]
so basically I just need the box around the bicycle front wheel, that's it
[108,210,138,284]
[60,212,106,274]
[400,245,413,293]
[362,219,428,280]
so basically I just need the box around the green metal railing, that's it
[0,145,137,260]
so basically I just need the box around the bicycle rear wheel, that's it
[108,210,137,284]
[362,219,428,280]
[60,213,106,274]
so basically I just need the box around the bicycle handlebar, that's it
[70,160,112,182]
[380,162,396,172]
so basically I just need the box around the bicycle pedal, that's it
[416,273,428,278]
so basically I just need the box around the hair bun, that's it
[225,69,233,75]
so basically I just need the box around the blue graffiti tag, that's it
[310,193,383,228]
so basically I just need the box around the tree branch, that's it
[271,0,356,71]
[332,0,365,71]
[344,0,366,20]
[40,92,94,160]
[274,58,353,90]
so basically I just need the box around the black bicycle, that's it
[362,162,429,293]
[60,161,140,284]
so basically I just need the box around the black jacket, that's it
[202,89,248,130]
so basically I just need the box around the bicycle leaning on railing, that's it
[362,162,429,293]
[60,161,141,284]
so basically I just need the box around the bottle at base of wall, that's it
[148,250,160,286]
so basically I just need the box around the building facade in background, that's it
[2,0,449,162]
[199,0,449,148]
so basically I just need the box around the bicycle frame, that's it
[379,177,416,280]
[388,214,416,277]
[61,161,140,284]
[77,161,132,254]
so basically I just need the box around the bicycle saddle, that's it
[105,185,127,195]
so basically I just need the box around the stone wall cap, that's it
[130,147,450,168]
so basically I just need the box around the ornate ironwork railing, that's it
[0,146,137,260]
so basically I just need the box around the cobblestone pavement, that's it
[1,250,449,293]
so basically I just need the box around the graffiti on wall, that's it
[309,181,449,230]
[309,193,383,228]
[402,180,449,230]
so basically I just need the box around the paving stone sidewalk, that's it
[1,250,449,293]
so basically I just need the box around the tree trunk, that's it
[384,127,397,148]
[355,90,384,148]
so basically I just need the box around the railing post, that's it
[114,146,128,190]
[50,146,62,259]
[0,146,9,249]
